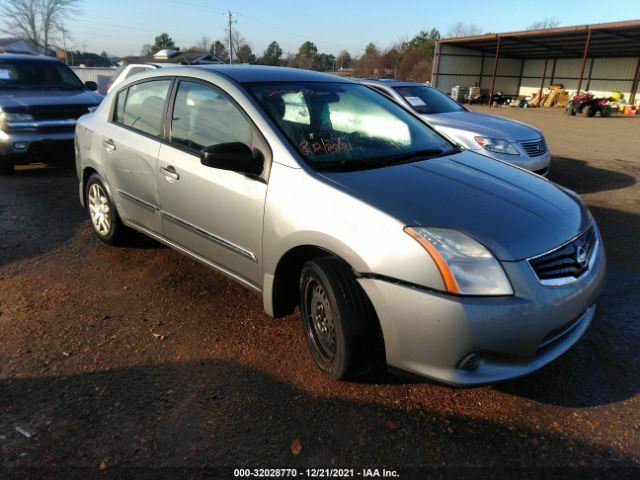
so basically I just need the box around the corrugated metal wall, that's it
[434,43,639,101]
[433,44,522,96]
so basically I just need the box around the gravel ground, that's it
[0,107,639,478]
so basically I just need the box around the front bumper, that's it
[470,148,551,176]
[0,129,75,160]
[358,235,606,386]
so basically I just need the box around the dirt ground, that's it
[1,107,639,478]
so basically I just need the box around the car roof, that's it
[356,78,432,89]
[193,64,355,84]
[0,53,62,63]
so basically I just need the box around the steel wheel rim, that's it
[88,183,112,236]
[304,276,336,364]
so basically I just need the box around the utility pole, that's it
[223,10,238,64]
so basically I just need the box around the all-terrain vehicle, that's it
[565,93,613,117]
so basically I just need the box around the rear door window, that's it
[114,79,171,137]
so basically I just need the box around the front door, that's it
[158,79,268,288]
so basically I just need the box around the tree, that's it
[379,47,402,78]
[401,28,440,61]
[100,50,108,57]
[140,43,154,56]
[260,41,283,65]
[447,22,483,38]
[356,42,381,76]
[336,50,352,70]
[211,40,228,62]
[236,44,255,64]
[0,0,80,54]
[152,32,177,52]
[527,17,561,30]
[317,53,335,71]
[193,35,210,52]
[397,48,432,83]
[294,41,319,69]
[230,30,249,62]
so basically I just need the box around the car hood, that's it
[423,111,542,142]
[0,89,102,112]
[317,151,589,261]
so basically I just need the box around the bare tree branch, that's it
[0,0,80,53]
[526,17,561,30]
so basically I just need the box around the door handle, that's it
[103,138,116,151]
[160,165,180,181]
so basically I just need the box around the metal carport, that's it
[432,20,640,105]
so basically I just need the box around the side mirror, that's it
[200,142,263,176]
[85,81,98,92]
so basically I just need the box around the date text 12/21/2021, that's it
[233,468,400,478]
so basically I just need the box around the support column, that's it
[586,58,595,91]
[516,58,525,98]
[432,42,441,88]
[629,57,640,104]
[488,37,501,107]
[576,29,592,95]
[539,55,549,104]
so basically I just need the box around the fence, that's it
[70,67,116,95]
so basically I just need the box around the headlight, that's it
[404,227,513,296]
[474,136,519,155]
[0,112,34,130]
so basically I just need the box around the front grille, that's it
[529,226,597,284]
[521,139,547,157]
[29,105,94,121]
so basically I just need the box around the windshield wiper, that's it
[377,148,457,167]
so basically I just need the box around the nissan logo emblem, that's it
[575,245,588,267]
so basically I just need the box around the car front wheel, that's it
[299,257,383,380]
[86,174,133,245]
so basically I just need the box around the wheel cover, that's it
[304,277,337,364]
[88,183,112,236]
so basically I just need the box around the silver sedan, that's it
[75,65,604,385]
[358,79,552,176]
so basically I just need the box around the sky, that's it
[6,0,640,57]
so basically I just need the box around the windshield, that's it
[393,85,466,115]
[0,58,85,90]
[248,82,456,170]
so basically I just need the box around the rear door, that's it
[157,79,269,288]
[100,78,172,234]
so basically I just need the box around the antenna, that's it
[223,10,239,64]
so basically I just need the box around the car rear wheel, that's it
[299,257,383,380]
[86,174,134,245]
[601,105,612,117]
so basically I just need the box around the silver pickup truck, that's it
[0,54,102,173]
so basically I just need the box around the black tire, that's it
[299,257,383,380]
[601,105,612,117]
[564,103,576,116]
[0,159,14,175]
[584,104,597,117]
[85,174,134,245]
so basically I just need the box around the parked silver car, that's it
[75,65,604,385]
[359,79,552,176]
